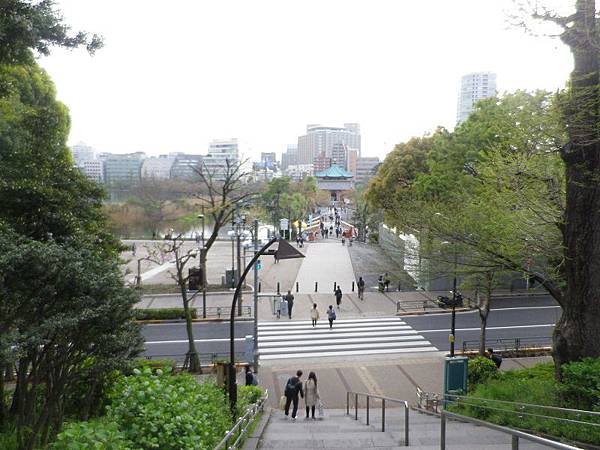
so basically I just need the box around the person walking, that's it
[304,372,320,420]
[310,303,320,327]
[326,305,336,329]
[335,286,342,309]
[284,370,304,420]
[357,277,365,301]
[383,273,391,292]
[245,366,257,386]
[284,290,295,319]
[487,348,503,368]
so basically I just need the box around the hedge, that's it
[133,308,197,320]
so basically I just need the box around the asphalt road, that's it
[402,295,561,351]
[141,294,561,361]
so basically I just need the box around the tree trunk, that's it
[180,286,201,373]
[478,275,492,356]
[555,0,600,375]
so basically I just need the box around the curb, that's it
[242,407,272,450]
[137,317,254,324]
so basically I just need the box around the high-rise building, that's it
[355,156,380,185]
[297,123,361,165]
[313,152,332,173]
[456,72,497,124]
[281,144,298,170]
[70,142,94,164]
[141,155,176,179]
[202,138,240,180]
[347,148,358,175]
[260,152,277,170]
[331,143,348,170]
[104,153,145,186]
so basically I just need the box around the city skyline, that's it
[40,0,572,161]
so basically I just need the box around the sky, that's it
[39,0,573,162]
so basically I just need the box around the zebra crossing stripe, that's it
[258,325,412,336]
[260,347,439,360]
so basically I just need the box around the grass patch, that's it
[451,361,600,446]
[133,307,197,321]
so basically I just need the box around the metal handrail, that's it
[445,393,600,418]
[461,336,552,353]
[345,390,409,446]
[416,387,440,413]
[214,390,268,450]
[441,410,582,450]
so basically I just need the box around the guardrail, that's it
[142,351,247,366]
[396,299,438,313]
[346,391,409,446]
[444,394,600,449]
[461,336,552,353]
[441,410,582,450]
[214,390,268,450]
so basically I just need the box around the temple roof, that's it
[315,165,353,178]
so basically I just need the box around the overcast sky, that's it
[39,0,573,161]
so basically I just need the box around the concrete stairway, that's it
[257,408,556,449]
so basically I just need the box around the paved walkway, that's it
[294,242,357,294]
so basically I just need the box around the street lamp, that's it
[228,237,304,417]
[440,238,458,357]
[197,212,206,319]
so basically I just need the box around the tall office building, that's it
[297,123,361,165]
[142,155,176,179]
[456,72,497,124]
[170,153,204,179]
[281,144,298,170]
[355,156,380,185]
[104,152,145,186]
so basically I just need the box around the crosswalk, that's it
[257,317,438,360]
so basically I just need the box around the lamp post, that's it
[198,211,206,319]
[228,237,304,416]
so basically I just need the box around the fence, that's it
[214,391,269,450]
[461,336,552,353]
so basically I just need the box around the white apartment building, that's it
[284,164,314,181]
[78,160,104,183]
[355,156,380,185]
[456,72,497,124]
[141,156,176,179]
[202,138,240,180]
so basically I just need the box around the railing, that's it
[397,299,438,313]
[142,351,247,366]
[441,410,582,450]
[345,391,410,446]
[444,394,600,449]
[204,305,252,318]
[214,390,268,450]
[461,336,552,353]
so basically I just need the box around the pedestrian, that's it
[304,372,320,420]
[341,237,345,246]
[327,305,336,329]
[300,236,304,247]
[335,286,342,309]
[378,274,385,293]
[131,243,136,256]
[383,273,391,292]
[284,290,295,319]
[245,365,257,386]
[487,348,503,369]
[284,370,304,420]
[310,303,320,327]
[357,277,365,301]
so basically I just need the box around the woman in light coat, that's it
[304,371,320,419]
[310,303,320,328]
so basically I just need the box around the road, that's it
[141,294,560,361]
[402,295,561,351]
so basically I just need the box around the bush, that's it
[133,308,197,320]
[468,356,498,389]
[50,419,130,450]
[559,357,600,410]
[368,232,379,243]
[106,368,230,450]
[238,385,264,411]
[132,358,177,374]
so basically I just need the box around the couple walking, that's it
[283,370,321,420]
[310,303,337,329]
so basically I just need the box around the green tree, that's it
[0,62,119,253]
[0,226,142,449]
[0,0,102,66]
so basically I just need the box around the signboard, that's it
[280,218,289,230]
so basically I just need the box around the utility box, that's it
[225,269,238,287]
[443,356,468,395]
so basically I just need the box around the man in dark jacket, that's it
[284,290,294,319]
[284,370,304,420]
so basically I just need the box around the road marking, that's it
[259,317,406,326]
[258,325,413,336]
[418,323,555,333]
[258,335,425,348]
[258,330,419,342]
[260,340,432,354]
